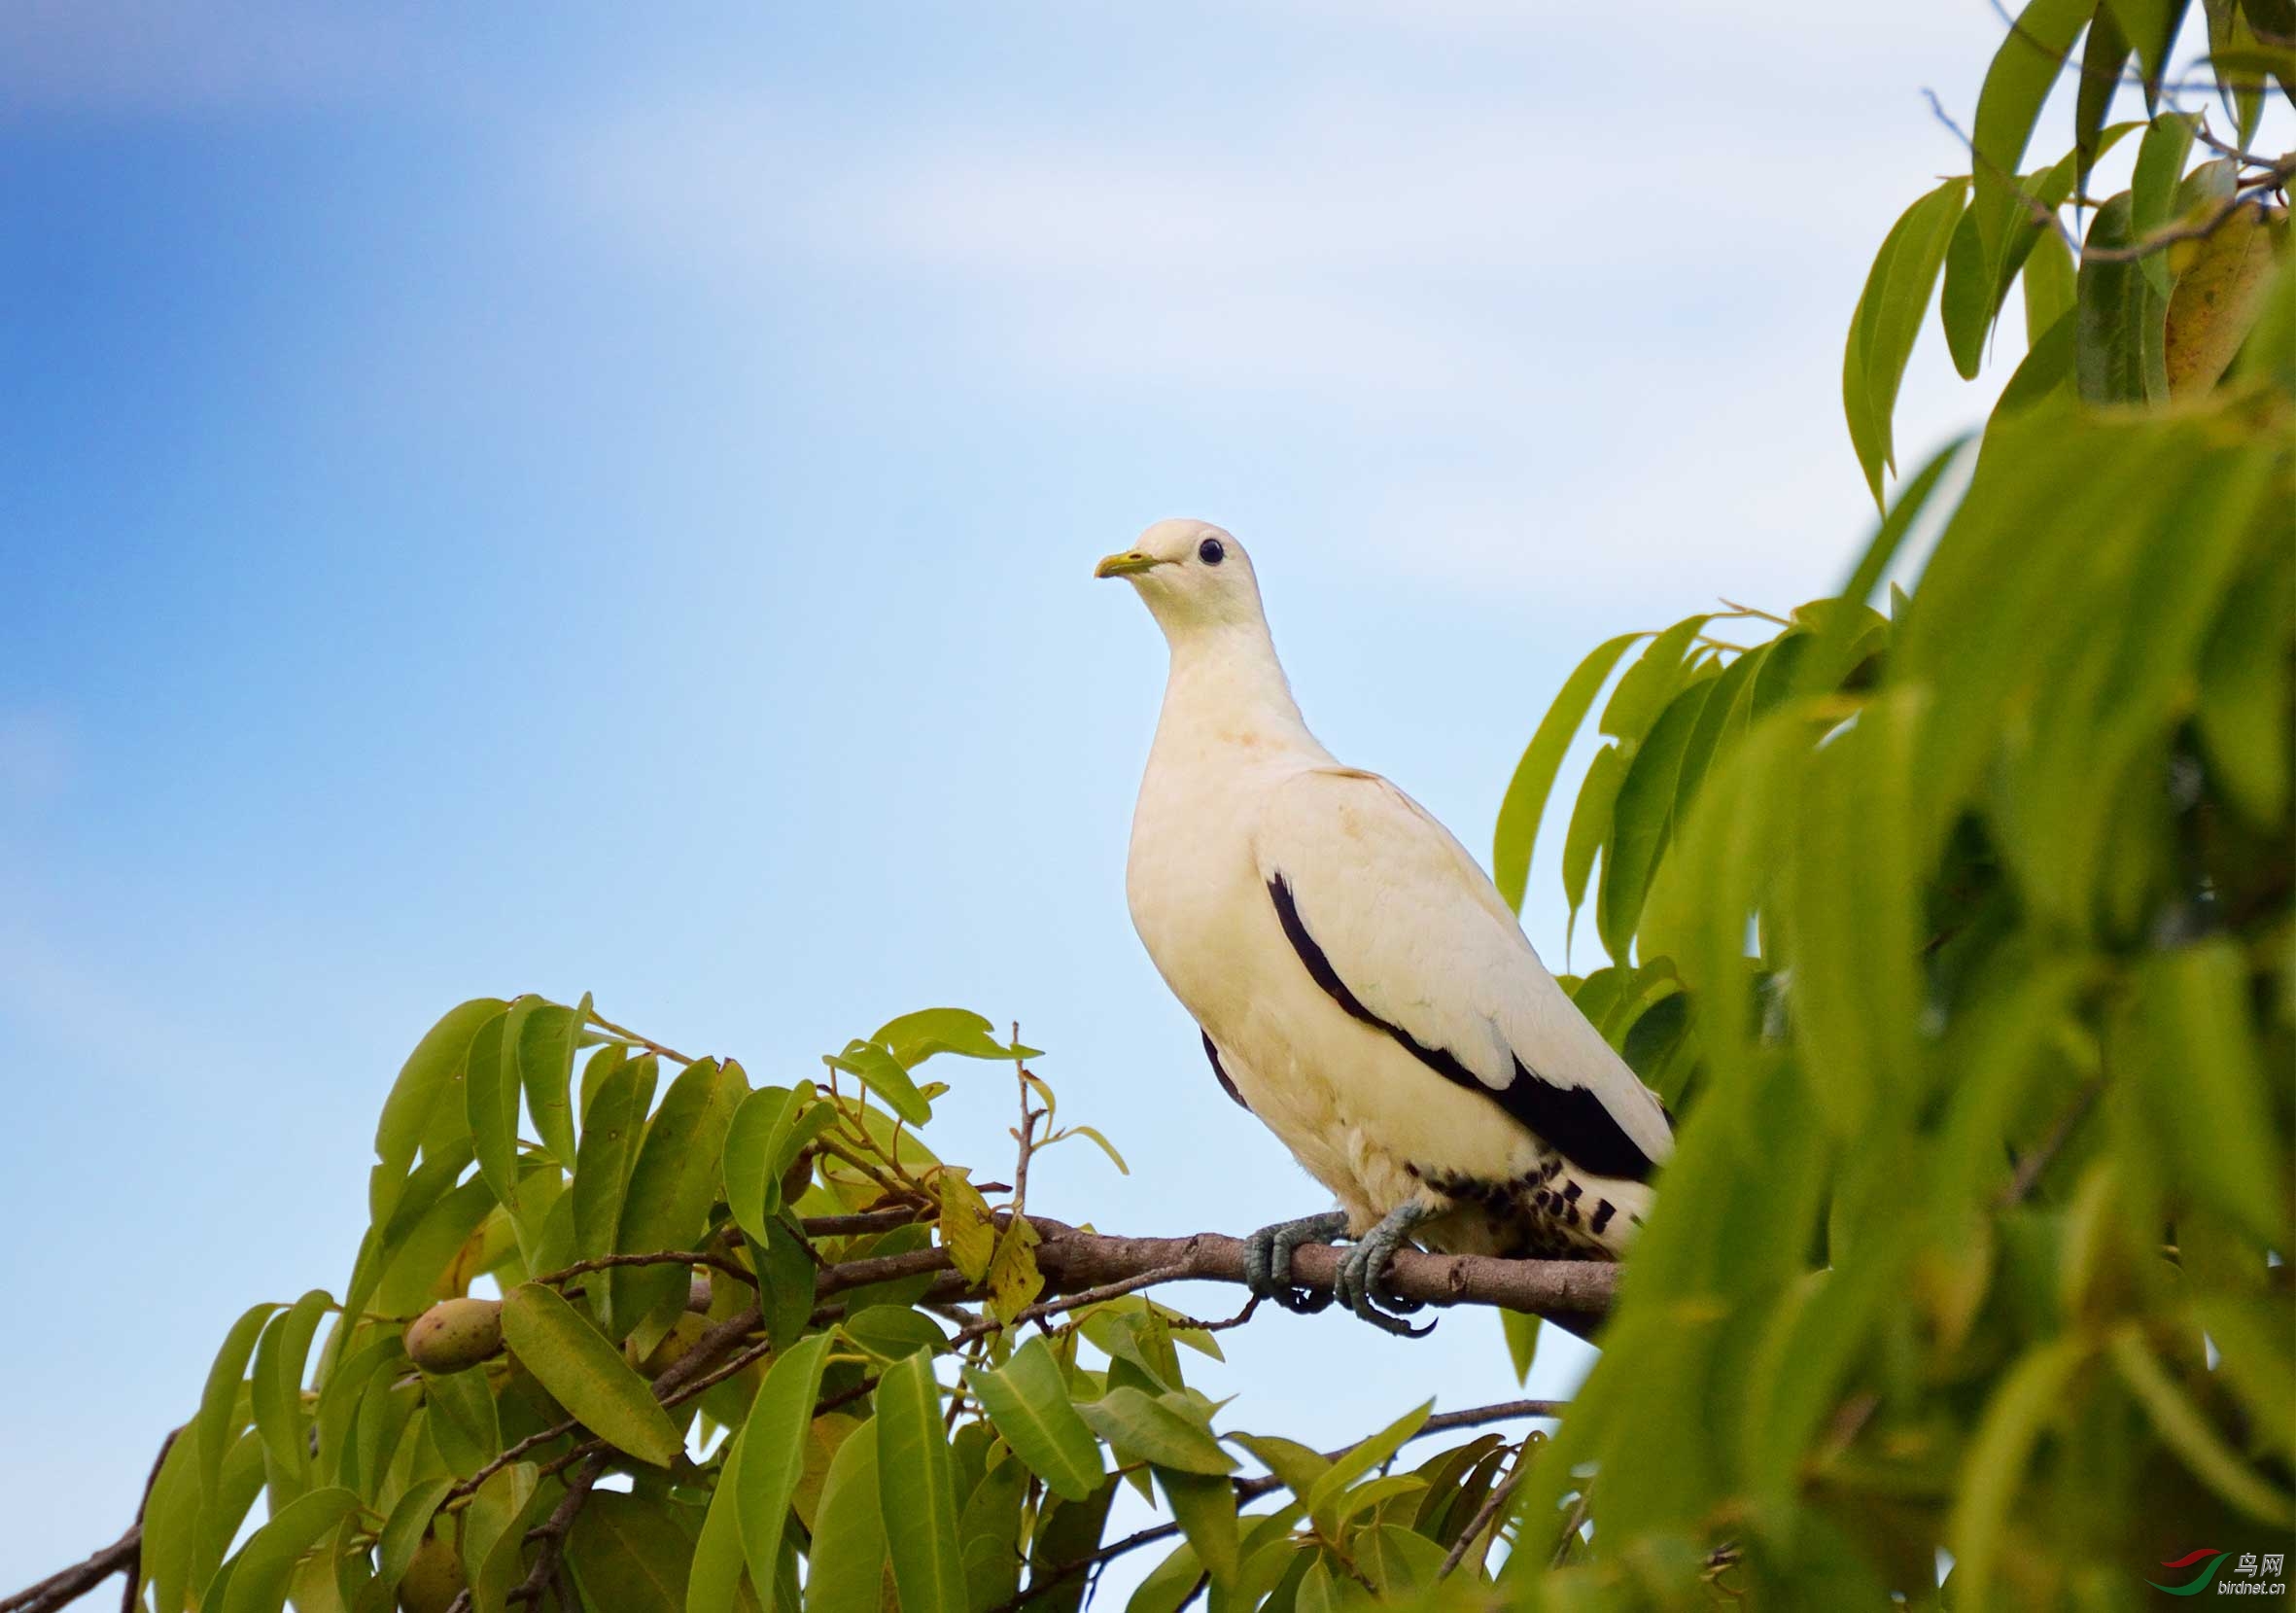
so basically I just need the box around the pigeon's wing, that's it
[1250,765,1672,1182]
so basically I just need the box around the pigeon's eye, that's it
[1198,538,1226,566]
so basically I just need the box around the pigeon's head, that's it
[1094,518,1267,637]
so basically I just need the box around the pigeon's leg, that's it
[1335,1201,1439,1338]
[1241,1210,1350,1315]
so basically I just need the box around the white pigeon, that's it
[1097,518,1674,1332]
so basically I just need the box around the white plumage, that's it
[1098,518,1672,1322]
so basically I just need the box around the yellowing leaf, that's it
[985,1213,1044,1324]
[937,1171,996,1283]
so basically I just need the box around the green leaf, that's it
[744,1218,815,1353]
[2023,225,2078,346]
[845,1303,950,1361]
[873,1006,1038,1065]
[211,1486,361,1613]
[684,1424,749,1613]
[1946,1336,2091,1604]
[1358,1525,1447,1595]
[250,1290,331,1487]
[1128,1540,1204,1613]
[1295,1556,1340,1613]
[965,1337,1104,1502]
[2110,1329,2295,1523]
[570,1053,657,1332]
[959,1454,1028,1611]
[2078,193,2171,403]
[197,1429,270,1594]
[1995,308,2078,414]
[464,1006,521,1215]
[1971,0,2096,263]
[312,1330,401,1489]
[2131,112,2200,297]
[1061,1124,1131,1175]
[579,1041,630,1127]
[1560,742,1623,950]
[1597,675,1716,963]
[1158,1468,1239,1584]
[1491,631,1647,912]
[614,1056,746,1350]
[1830,438,1968,646]
[422,1366,502,1478]
[734,1331,834,1591]
[520,996,583,1166]
[1076,1387,1235,1476]
[1231,1433,1333,1500]
[498,1282,682,1466]
[2127,942,2291,1246]
[1305,1401,1432,1535]
[827,1039,934,1126]
[373,999,507,1219]
[354,1478,454,1613]
[1599,615,1709,743]
[2078,3,2134,188]
[1501,1311,1541,1386]
[2197,544,2293,825]
[2105,0,2193,103]
[470,1467,562,1613]
[805,1420,889,1613]
[723,1082,831,1245]
[567,1490,695,1613]
[195,1304,280,1500]
[877,1349,968,1613]
[1844,178,1967,504]
[374,1174,498,1318]
[1025,1479,1117,1613]
[140,1429,202,1613]
[2203,0,2272,145]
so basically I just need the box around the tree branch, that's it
[7,1214,1612,1613]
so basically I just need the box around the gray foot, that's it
[1334,1202,1438,1338]
[1241,1210,1349,1315]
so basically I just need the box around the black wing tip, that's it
[1200,1030,1250,1112]
[1267,869,1656,1185]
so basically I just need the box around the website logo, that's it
[2147,1549,2286,1597]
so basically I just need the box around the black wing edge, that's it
[1266,871,1655,1184]
[1200,1031,1250,1111]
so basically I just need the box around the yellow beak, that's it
[1094,550,1168,579]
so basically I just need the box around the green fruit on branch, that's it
[403,1296,503,1373]
[398,1532,466,1613]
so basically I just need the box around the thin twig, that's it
[1999,1074,2106,1209]
[582,1011,693,1066]
[951,1262,1197,1346]
[0,1426,179,1613]
[2079,176,2292,260]
[802,1207,928,1239]
[505,1451,607,1606]
[1437,1447,1532,1578]
[1717,598,1792,626]
[535,1248,756,1289]
[0,1530,140,1613]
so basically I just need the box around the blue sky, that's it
[6,0,2256,1593]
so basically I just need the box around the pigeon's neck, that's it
[1153,618,1330,766]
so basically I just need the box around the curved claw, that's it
[1333,1203,1439,1339]
[1242,1210,1350,1315]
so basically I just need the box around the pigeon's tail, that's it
[1409,1155,1651,1261]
